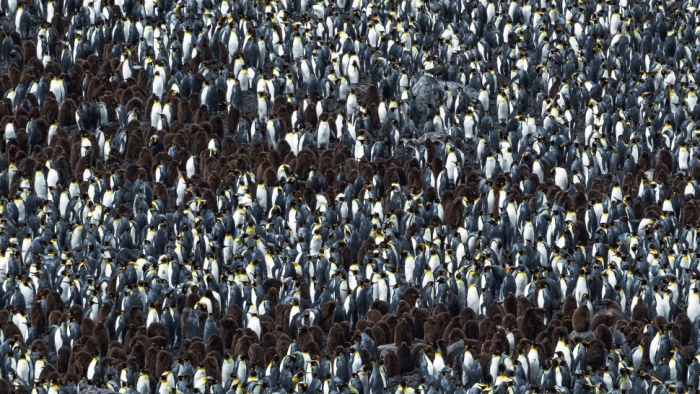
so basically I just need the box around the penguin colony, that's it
[0,0,698,391]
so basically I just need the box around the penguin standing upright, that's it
[348,60,360,84]
[34,168,47,201]
[153,71,164,100]
[257,92,269,121]
[182,26,194,64]
[688,288,700,322]
[0,0,696,392]
[16,4,30,39]
[317,116,331,149]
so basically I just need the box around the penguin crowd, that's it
[0,0,697,391]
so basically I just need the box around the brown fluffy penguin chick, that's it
[207,334,225,358]
[107,343,127,362]
[463,319,479,340]
[370,326,386,346]
[147,322,168,341]
[590,314,615,330]
[201,355,220,380]
[70,350,95,376]
[594,324,613,349]
[301,340,321,357]
[561,295,578,318]
[586,338,607,368]
[675,313,693,346]
[260,332,278,351]
[396,341,414,374]
[394,317,414,347]
[327,323,347,350]
[31,339,49,359]
[178,101,193,123]
[519,308,545,340]
[632,300,649,322]
[372,320,391,345]
[80,319,96,339]
[155,351,174,379]
[516,297,532,318]
[276,340,290,358]
[363,85,380,108]
[383,351,401,377]
[364,309,383,325]
[30,302,47,335]
[297,325,316,350]
[57,99,76,127]
[188,340,207,363]
[571,305,591,332]
[57,346,71,373]
[248,343,265,366]
[410,308,430,339]
[355,320,371,333]
[308,326,324,350]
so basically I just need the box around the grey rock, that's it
[378,340,426,359]
[418,132,451,143]
[570,331,594,342]
[79,391,118,394]
[79,389,119,394]
[446,339,465,362]
[411,75,478,125]
[378,343,398,359]
[591,307,628,328]
[594,307,627,319]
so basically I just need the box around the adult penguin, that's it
[16,4,30,40]
[0,33,11,67]
[9,49,23,70]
